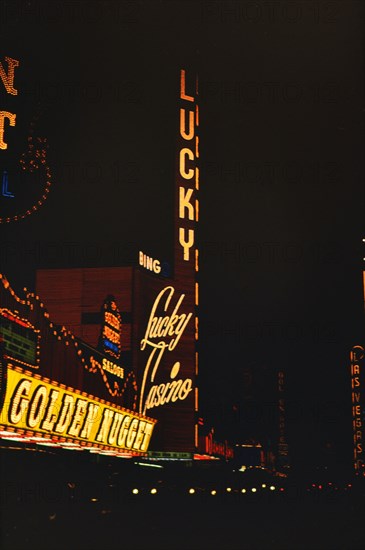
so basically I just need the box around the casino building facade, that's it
[0,68,233,461]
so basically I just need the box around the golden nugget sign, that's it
[0,56,19,150]
[139,286,193,415]
[1,367,155,454]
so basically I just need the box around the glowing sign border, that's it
[0,365,156,456]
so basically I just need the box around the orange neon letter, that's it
[0,111,16,150]
[0,57,20,95]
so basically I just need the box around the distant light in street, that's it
[262,484,266,488]
[251,488,257,493]
[226,487,232,492]
[189,488,195,494]
[211,490,217,496]
[241,488,246,493]
[90,498,98,502]
[150,488,157,494]
[270,486,275,491]
[132,489,139,495]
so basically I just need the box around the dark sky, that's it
[1,0,364,471]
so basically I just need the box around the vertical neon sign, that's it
[0,56,19,150]
[350,345,364,473]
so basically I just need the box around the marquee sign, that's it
[0,366,155,455]
[0,274,147,455]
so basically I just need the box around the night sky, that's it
[1,0,364,473]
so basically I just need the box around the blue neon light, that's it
[103,338,119,353]
[2,171,14,198]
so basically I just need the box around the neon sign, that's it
[2,170,13,197]
[100,296,122,359]
[0,366,155,455]
[350,346,364,472]
[139,286,193,415]
[0,56,19,150]
[139,250,161,274]
[178,70,198,262]
[0,56,53,223]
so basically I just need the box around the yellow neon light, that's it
[195,249,199,272]
[179,187,194,220]
[195,166,199,190]
[180,108,195,140]
[1,367,155,454]
[0,111,16,150]
[179,228,194,261]
[179,148,194,179]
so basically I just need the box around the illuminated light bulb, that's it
[226,487,232,492]
[211,490,217,496]
[251,488,257,493]
[189,488,195,494]
[241,489,246,494]
[132,489,139,495]
[269,486,275,491]
[262,484,266,488]
[90,498,98,502]
[150,488,157,494]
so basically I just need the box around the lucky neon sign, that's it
[139,286,193,415]
[178,69,199,262]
